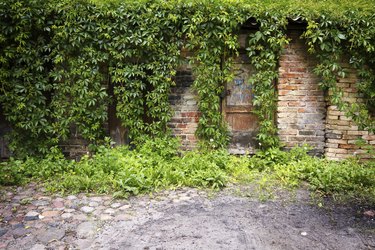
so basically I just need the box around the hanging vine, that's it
[246,12,289,148]
[303,13,375,133]
[0,0,374,157]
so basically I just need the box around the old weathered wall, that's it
[325,67,375,160]
[1,30,374,159]
[168,67,200,150]
[277,29,326,156]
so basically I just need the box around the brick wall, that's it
[325,66,375,160]
[1,29,373,159]
[168,66,200,150]
[277,29,326,156]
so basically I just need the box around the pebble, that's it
[0,183,206,249]
[119,205,131,211]
[100,214,113,221]
[73,214,89,221]
[104,208,116,215]
[89,201,99,207]
[30,244,46,250]
[76,222,97,239]
[52,201,64,208]
[80,206,94,213]
[364,210,375,217]
[12,227,30,238]
[41,210,61,217]
[74,239,93,249]
[0,228,8,237]
[114,214,132,221]
[61,213,73,219]
[67,195,77,200]
[89,197,103,202]
[36,228,65,244]
[110,203,122,208]
[25,211,40,221]
[32,200,50,207]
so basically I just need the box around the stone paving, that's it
[0,183,204,249]
[1,183,374,250]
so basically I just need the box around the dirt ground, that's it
[1,184,374,249]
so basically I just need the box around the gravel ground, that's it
[0,183,374,249]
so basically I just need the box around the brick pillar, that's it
[325,67,375,160]
[168,66,199,149]
[277,29,326,156]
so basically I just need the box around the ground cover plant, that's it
[1,138,374,205]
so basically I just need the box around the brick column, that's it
[168,67,199,149]
[325,67,375,160]
[277,29,326,156]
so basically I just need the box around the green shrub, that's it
[1,140,374,204]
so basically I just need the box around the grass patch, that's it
[1,139,374,204]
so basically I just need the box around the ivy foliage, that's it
[0,0,375,157]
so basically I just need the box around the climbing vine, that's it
[303,12,375,133]
[0,0,374,157]
[246,13,289,148]
[184,2,245,148]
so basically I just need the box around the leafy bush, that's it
[1,140,374,203]
[0,138,228,196]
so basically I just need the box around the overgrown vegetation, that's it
[1,0,375,156]
[1,139,374,204]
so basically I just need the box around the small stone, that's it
[104,208,116,215]
[67,195,77,200]
[119,205,131,210]
[301,232,308,236]
[0,242,8,249]
[61,213,73,219]
[38,196,51,201]
[52,201,64,208]
[114,214,132,221]
[12,227,30,238]
[12,223,24,229]
[25,211,40,221]
[41,210,61,217]
[74,239,93,249]
[32,200,50,206]
[88,202,99,207]
[76,222,97,239]
[92,209,103,217]
[110,203,122,208]
[89,197,103,202]
[73,214,88,221]
[31,221,45,229]
[346,227,355,235]
[64,208,75,213]
[30,244,46,250]
[36,228,65,244]
[99,214,113,221]
[0,228,8,237]
[80,206,94,213]
[364,210,375,217]
[179,196,191,201]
